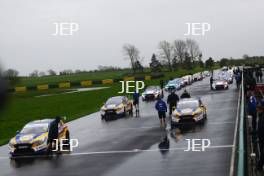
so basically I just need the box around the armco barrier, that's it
[59,82,71,88]
[145,75,151,80]
[37,84,49,90]
[15,86,27,92]
[123,76,135,81]
[102,79,113,84]
[12,72,165,93]
[81,80,92,87]
[237,71,245,176]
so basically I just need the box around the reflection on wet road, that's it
[0,76,238,176]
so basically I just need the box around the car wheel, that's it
[63,131,71,151]
[123,108,126,117]
[129,105,133,116]
[204,113,207,119]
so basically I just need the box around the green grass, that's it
[0,84,124,145]
[16,70,131,87]
[0,67,217,145]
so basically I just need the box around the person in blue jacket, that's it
[133,90,140,117]
[155,96,167,127]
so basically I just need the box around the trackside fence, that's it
[230,69,246,176]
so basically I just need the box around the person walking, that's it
[155,96,167,127]
[47,116,61,154]
[167,91,179,115]
[248,94,257,133]
[133,90,140,117]
[180,89,191,99]
[160,79,164,98]
[210,76,214,90]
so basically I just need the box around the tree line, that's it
[123,38,214,73]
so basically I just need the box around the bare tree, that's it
[122,44,140,73]
[39,71,46,77]
[173,40,186,65]
[186,39,201,64]
[3,69,19,79]
[158,41,173,71]
[29,70,39,77]
[243,54,249,59]
[48,69,57,76]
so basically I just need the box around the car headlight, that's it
[9,141,15,148]
[101,110,106,115]
[101,106,107,111]
[33,138,47,146]
[172,111,180,118]
[193,112,202,117]
[115,104,124,112]
[154,92,159,97]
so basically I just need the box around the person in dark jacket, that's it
[160,79,164,97]
[235,72,241,89]
[47,116,61,153]
[260,70,263,83]
[155,97,167,127]
[248,94,257,133]
[210,76,214,90]
[180,89,191,99]
[167,91,179,115]
[257,99,264,170]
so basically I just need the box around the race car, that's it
[171,98,207,126]
[8,118,70,158]
[182,75,193,85]
[165,78,182,92]
[101,96,133,120]
[193,73,203,81]
[218,71,233,84]
[142,86,162,101]
[203,71,211,77]
[212,79,229,90]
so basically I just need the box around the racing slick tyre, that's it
[129,106,133,116]
[123,108,126,117]
[63,131,71,151]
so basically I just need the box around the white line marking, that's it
[229,85,241,176]
[99,122,235,132]
[0,144,234,160]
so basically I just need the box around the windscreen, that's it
[177,101,199,109]
[21,124,48,134]
[106,97,122,105]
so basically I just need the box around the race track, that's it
[0,76,239,176]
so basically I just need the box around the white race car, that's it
[212,79,228,90]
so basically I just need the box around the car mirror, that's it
[16,130,20,134]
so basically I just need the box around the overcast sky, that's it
[0,0,263,75]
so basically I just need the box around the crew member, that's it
[47,116,61,153]
[160,80,164,97]
[133,90,140,116]
[167,91,179,115]
[210,76,214,90]
[155,96,167,127]
[248,93,257,133]
[257,99,264,170]
[180,89,191,99]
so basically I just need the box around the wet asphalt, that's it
[0,76,239,176]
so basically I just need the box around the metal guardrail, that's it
[230,70,245,176]
[237,71,245,176]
